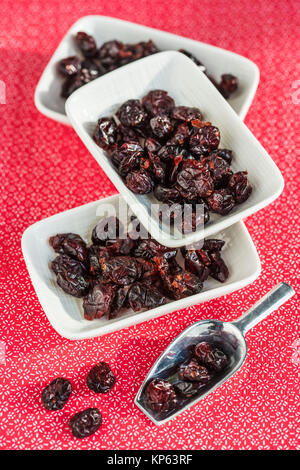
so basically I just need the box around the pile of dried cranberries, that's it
[93,90,252,220]
[57,32,238,99]
[49,216,229,321]
[144,341,228,417]
[41,361,116,438]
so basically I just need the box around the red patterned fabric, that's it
[0,0,299,450]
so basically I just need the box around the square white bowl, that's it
[34,15,259,125]
[21,194,261,340]
[65,50,284,248]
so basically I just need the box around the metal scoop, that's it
[135,282,295,425]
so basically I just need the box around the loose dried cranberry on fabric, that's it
[117,99,148,128]
[142,90,175,117]
[69,408,102,439]
[194,341,228,371]
[209,251,229,283]
[176,159,214,199]
[91,216,123,245]
[150,115,173,139]
[75,32,98,57]
[49,233,88,262]
[145,379,177,413]
[83,282,116,320]
[93,117,118,151]
[189,125,220,156]
[57,56,81,76]
[228,171,252,203]
[207,188,235,215]
[219,74,238,99]
[172,106,202,122]
[179,358,210,383]
[125,170,154,194]
[42,378,72,411]
[87,362,116,393]
[51,254,89,297]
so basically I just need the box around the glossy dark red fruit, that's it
[83,282,116,320]
[42,378,72,411]
[117,99,148,128]
[207,188,235,215]
[229,171,252,203]
[194,341,228,371]
[87,362,116,393]
[179,358,210,383]
[58,56,81,76]
[93,117,118,151]
[75,32,98,57]
[49,233,88,262]
[189,124,220,156]
[51,254,89,298]
[145,379,177,413]
[125,170,154,194]
[142,90,175,117]
[69,408,102,439]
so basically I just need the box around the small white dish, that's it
[21,194,261,340]
[65,51,284,248]
[34,15,259,125]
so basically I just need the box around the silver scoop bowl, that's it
[135,282,295,425]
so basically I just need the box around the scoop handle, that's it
[233,282,295,335]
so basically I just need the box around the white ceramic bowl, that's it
[65,51,284,248]
[21,194,261,340]
[34,15,259,125]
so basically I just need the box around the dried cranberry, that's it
[112,142,144,176]
[99,40,130,68]
[61,74,83,98]
[116,124,140,145]
[210,148,233,164]
[117,99,148,128]
[194,342,228,371]
[93,117,118,151]
[51,254,89,297]
[88,245,110,276]
[87,362,116,393]
[209,251,229,283]
[154,185,181,203]
[150,115,173,139]
[42,377,72,411]
[181,203,209,234]
[174,381,204,398]
[145,379,177,413]
[106,237,135,256]
[49,233,88,262]
[203,238,225,252]
[158,144,181,162]
[102,256,140,286]
[202,154,233,188]
[110,286,130,317]
[189,124,220,156]
[57,56,81,76]
[228,171,252,203]
[144,137,161,154]
[167,122,190,147]
[184,250,210,281]
[172,106,202,122]
[176,159,214,199]
[207,189,235,215]
[75,32,97,57]
[179,359,210,383]
[133,239,177,260]
[91,216,123,245]
[140,152,166,184]
[219,74,238,99]
[69,408,102,439]
[125,170,154,194]
[83,282,116,320]
[142,90,175,117]
[80,58,104,82]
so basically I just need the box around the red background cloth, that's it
[0,0,299,450]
